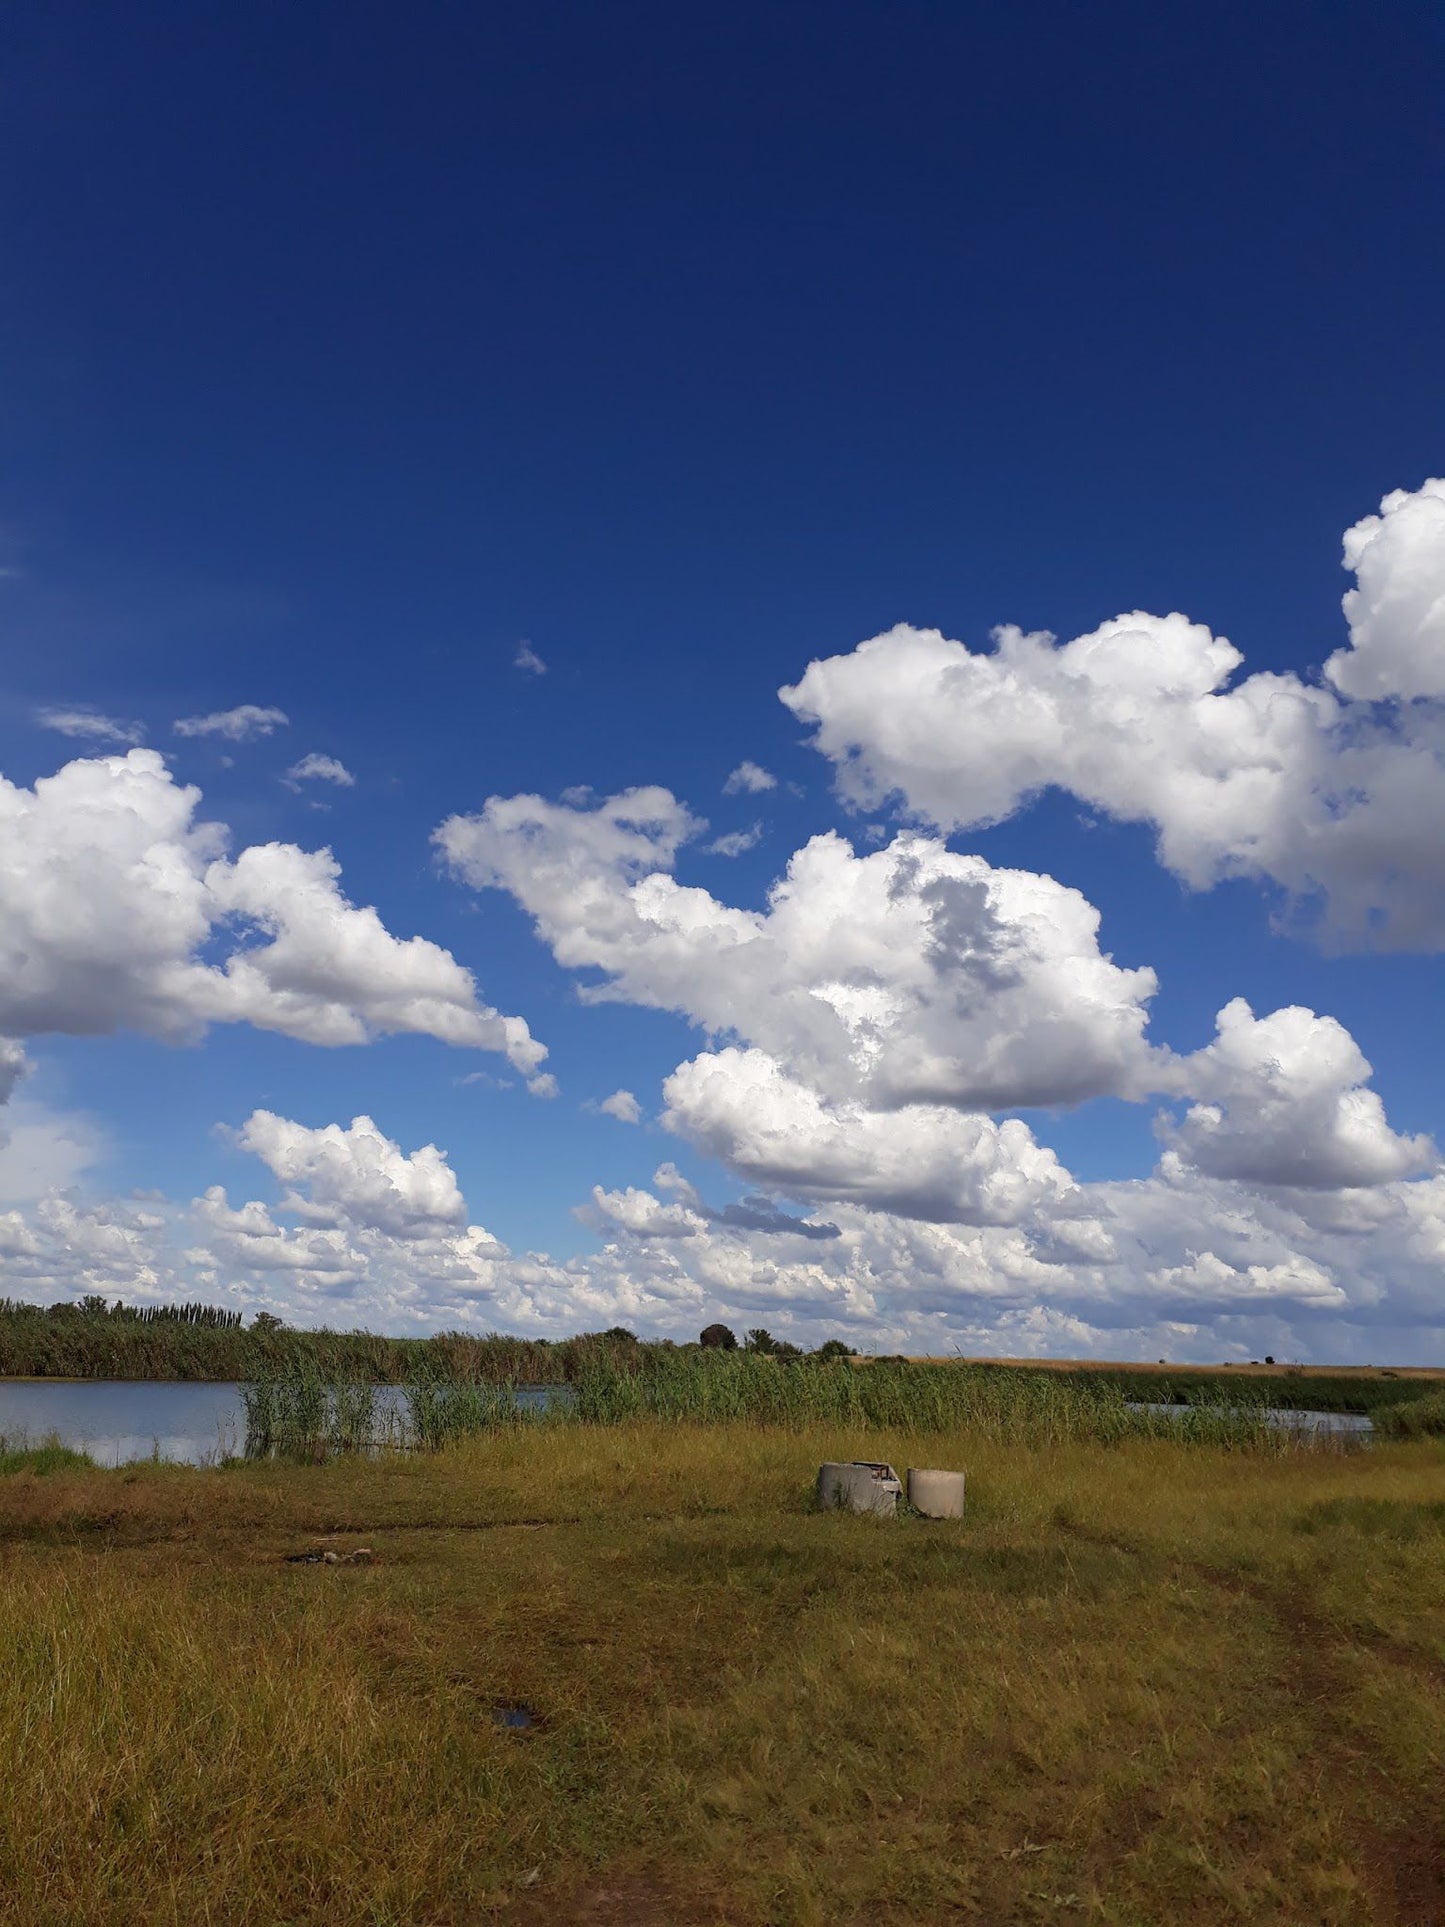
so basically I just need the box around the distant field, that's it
[876,1356,1445,1420]
[1,1418,1442,1924]
[939,1357,1445,1381]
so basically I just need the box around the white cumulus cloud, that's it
[662,1047,1075,1224]
[1166,998,1435,1189]
[0,748,546,1072]
[780,479,1445,948]
[238,1111,467,1237]
[438,794,1164,1114]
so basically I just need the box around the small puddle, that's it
[492,1702,540,1732]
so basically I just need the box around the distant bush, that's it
[700,1323,738,1350]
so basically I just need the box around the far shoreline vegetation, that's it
[1,1294,1443,1427]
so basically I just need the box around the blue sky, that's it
[1,2,1443,1358]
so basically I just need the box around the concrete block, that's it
[817,1460,902,1515]
[907,1467,966,1518]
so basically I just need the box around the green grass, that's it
[0,1431,94,1476]
[2,1419,1440,1924]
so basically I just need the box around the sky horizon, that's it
[2,2,1443,1362]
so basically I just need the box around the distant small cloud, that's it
[174,704,289,741]
[283,753,355,791]
[724,760,776,795]
[705,823,762,858]
[527,1071,560,1099]
[598,1089,642,1125]
[514,640,548,677]
[456,1069,515,1091]
[559,784,595,807]
[37,706,144,746]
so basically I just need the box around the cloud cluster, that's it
[0,1092,1440,1359]
[781,479,1445,947]
[0,748,545,1071]
[442,783,1425,1207]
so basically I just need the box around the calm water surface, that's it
[0,1380,248,1464]
[0,1380,566,1464]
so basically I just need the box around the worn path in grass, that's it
[1,1425,1442,1926]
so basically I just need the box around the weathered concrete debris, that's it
[817,1461,903,1515]
[283,1546,376,1565]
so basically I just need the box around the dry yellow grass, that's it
[1,1423,1442,1925]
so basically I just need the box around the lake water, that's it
[0,1380,249,1465]
[0,1379,565,1465]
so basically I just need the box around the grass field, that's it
[1,1420,1442,1926]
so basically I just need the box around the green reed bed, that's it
[575,1352,1313,1448]
[240,1354,1350,1460]
[240,1369,394,1460]
[1372,1387,1445,1438]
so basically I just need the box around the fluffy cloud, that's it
[598,1089,642,1124]
[724,761,776,794]
[438,796,1163,1112]
[36,706,144,745]
[1166,999,1435,1189]
[662,1047,1074,1224]
[0,1194,167,1299]
[1327,478,1445,700]
[173,704,289,741]
[781,479,1445,947]
[237,1111,467,1237]
[283,753,355,790]
[0,749,545,1071]
[437,781,1427,1243]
